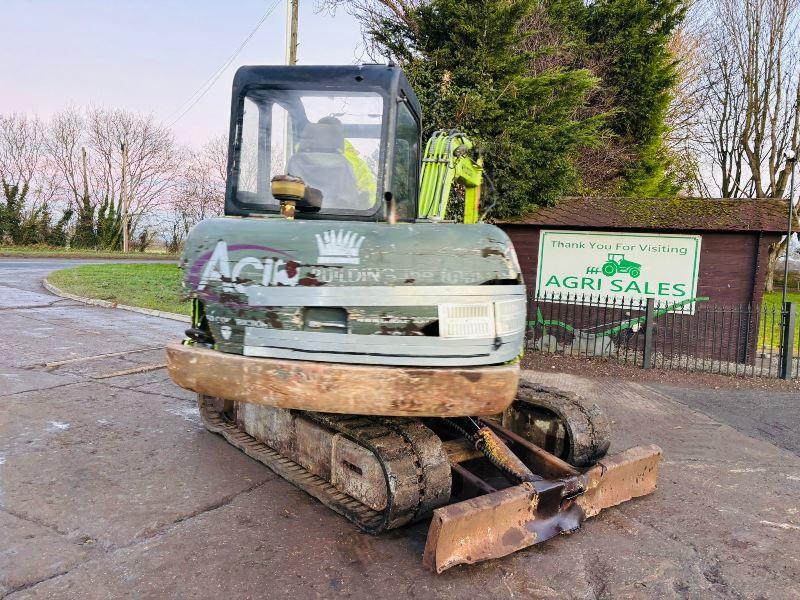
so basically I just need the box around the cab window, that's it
[390,99,420,220]
[235,89,385,215]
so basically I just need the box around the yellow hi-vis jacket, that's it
[344,140,377,205]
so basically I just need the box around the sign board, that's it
[536,230,702,313]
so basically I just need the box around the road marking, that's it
[44,346,165,368]
[760,520,800,531]
[93,363,167,380]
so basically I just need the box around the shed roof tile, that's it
[500,197,793,233]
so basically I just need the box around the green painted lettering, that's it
[581,277,600,290]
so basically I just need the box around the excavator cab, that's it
[226,65,421,221]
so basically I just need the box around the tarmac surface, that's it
[647,384,800,456]
[1,258,799,599]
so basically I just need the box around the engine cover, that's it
[181,217,527,367]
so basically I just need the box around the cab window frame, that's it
[228,83,391,221]
[388,94,421,222]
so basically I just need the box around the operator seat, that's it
[287,117,364,210]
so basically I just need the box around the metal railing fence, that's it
[527,292,799,379]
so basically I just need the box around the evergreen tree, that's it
[96,196,122,250]
[367,0,604,217]
[47,208,74,247]
[584,0,686,195]
[0,182,27,244]
[3,198,73,247]
[71,194,97,248]
[31,203,52,245]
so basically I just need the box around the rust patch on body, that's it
[285,260,300,278]
[474,427,538,483]
[377,321,423,336]
[500,527,525,547]
[423,444,661,573]
[264,311,283,329]
[298,273,326,286]
[481,247,505,258]
[165,341,519,416]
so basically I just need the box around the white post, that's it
[121,142,129,253]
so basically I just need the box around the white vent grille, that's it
[438,303,495,338]
[494,299,526,336]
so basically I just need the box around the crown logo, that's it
[316,229,365,265]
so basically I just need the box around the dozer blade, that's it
[422,444,661,573]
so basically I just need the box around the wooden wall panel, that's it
[500,224,781,365]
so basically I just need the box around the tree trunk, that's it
[765,237,788,293]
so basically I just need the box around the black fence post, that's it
[643,297,655,369]
[779,302,797,380]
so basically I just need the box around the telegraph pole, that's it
[782,150,797,306]
[285,0,299,65]
[81,146,89,202]
[120,142,129,253]
[283,0,299,162]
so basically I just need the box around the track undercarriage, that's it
[197,384,661,573]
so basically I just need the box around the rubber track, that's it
[511,382,611,467]
[198,397,450,534]
[303,413,451,530]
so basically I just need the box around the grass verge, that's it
[48,263,188,316]
[1,245,179,259]
[760,290,800,348]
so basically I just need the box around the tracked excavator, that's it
[166,65,661,572]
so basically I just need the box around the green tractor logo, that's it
[594,253,642,278]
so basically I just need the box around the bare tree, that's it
[699,41,750,197]
[695,0,800,289]
[0,114,43,240]
[0,113,44,200]
[663,15,710,195]
[86,106,180,245]
[728,0,800,200]
[45,106,89,207]
[164,134,227,251]
[320,0,422,47]
[0,113,71,244]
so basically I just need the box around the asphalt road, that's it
[1,258,799,599]
[646,384,800,456]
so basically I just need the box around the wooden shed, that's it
[500,197,791,307]
[498,197,793,365]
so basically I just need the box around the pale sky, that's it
[0,0,369,146]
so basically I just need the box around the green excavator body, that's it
[181,217,526,366]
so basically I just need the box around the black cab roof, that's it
[231,64,421,117]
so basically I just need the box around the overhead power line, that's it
[166,0,282,127]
